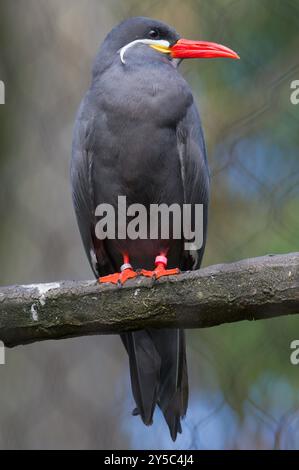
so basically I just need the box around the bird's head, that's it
[97,17,239,70]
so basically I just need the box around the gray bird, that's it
[71,17,239,440]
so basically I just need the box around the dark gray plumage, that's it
[71,17,210,441]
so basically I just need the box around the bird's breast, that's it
[98,62,193,127]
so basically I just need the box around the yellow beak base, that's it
[150,44,171,54]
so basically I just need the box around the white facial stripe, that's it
[119,39,170,64]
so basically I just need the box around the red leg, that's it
[99,254,138,285]
[141,255,180,280]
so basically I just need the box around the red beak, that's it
[171,39,240,60]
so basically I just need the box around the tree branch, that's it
[0,253,298,348]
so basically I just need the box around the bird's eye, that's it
[149,29,159,39]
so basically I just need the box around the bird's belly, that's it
[104,170,184,269]
[93,129,185,269]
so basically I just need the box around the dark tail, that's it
[121,329,188,441]
[121,331,161,425]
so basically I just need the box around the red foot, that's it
[141,265,180,280]
[99,269,138,285]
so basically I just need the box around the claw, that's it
[119,268,138,284]
[99,268,138,285]
[99,273,120,285]
[141,265,180,280]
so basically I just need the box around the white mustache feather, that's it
[119,39,170,64]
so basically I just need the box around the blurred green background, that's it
[0,0,298,449]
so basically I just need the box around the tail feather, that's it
[151,329,188,440]
[122,329,188,440]
[121,331,161,425]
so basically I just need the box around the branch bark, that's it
[0,253,298,348]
